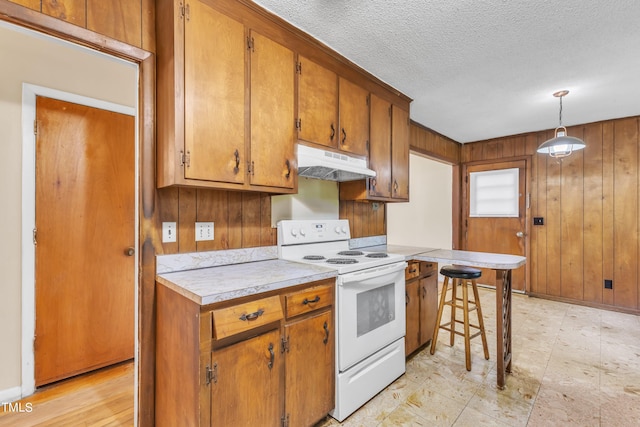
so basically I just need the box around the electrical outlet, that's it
[604,279,613,289]
[533,217,544,225]
[195,222,214,241]
[162,222,177,243]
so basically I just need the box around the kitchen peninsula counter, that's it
[156,259,337,306]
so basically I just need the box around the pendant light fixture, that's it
[537,90,585,159]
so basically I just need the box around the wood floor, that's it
[0,361,134,426]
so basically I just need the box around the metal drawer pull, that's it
[267,343,274,370]
[303,296,320,305]
[323,321,329,344]
[239,308,264,321]
[409,268,417,273]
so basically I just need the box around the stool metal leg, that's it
[449,278,458,346]
[430,276,450,355]
[462,279,472,371]
[471,279,490,360]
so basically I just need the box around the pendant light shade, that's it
[537,90,585,159]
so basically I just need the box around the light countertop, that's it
[156,259,337,306]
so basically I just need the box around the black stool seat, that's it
[440,265,482,279]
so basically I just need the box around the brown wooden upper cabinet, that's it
[156,0,296,193]
[340,101,410,202]
[296,57,369,157]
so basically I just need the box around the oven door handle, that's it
[338,261,407,285]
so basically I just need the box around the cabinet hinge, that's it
[179,2,190,20]
[247,161,255,176]
[247,36,255,52]
[281,335,290,353]
[295,118,301,130]
[281,414,290,427]
[206,363,217,385]
[32,228,37,246]
[33,119,38,135]
[180,150,191,168]
[296,61,302,74]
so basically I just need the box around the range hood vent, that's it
[297,144,375,182]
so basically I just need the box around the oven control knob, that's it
[299,229,306,236]
[334,226,341,234]
[290,229,298,237]
[341,226,347,234]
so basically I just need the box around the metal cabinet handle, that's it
[422,286,427,298]
[239,308,264,321]
[303,296,320,305]
[124,247,135,256]
[285,159,291,178]
[323,321,329,344]
[233,149,240,173]
[341,128,347,144]
[267,343,274,370]
[408,268,417,274]
[516,231,524,237]
[330,124,335,140]
[405,291,410,305]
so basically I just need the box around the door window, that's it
[469,168,519,217]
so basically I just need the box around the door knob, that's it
[125,247,135,256]
[516,231,524,238]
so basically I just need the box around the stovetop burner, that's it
[337,250,364,256]
[326,258,359,265]
[365,252,389,258]
[303,255,326,261]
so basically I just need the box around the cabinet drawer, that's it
[285,284,333,319]
[421,262,437,275]
[405,261,420,281]
[211,296,283,340]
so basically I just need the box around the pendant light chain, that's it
[558,95,563,127]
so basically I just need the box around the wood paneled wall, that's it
[155,188,276,254]
[410,120,460,164]
[340,200,386,238]
[462,116,640,314]
[7,0,155,50]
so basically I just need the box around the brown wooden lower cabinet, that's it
[156,278,335,427]
[405,261,438,356]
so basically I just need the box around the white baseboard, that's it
[0,386,22,404]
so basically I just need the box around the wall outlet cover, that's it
[195,222,214,241]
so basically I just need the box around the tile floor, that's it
[317,287,640,427]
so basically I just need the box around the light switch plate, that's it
[195,222,214,241]
[162,222,177,243]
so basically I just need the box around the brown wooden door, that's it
[338,77,369,157]
[391,105,410,200]
[184,0,245,184]
[250,30,296,189]
[297,55,338,148]
[34,96,135,386]
[405,279,420,356]
[211,328,282,427]
[284,310,334,427]
[463,160,527,291]
[369,94,392,198]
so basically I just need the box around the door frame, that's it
[21,84,138,396]
[461,156,532,292]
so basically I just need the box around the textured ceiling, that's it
[253,0,640,143]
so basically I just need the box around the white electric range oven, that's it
[277,219,407,421]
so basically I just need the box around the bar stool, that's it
[430,265,489,371]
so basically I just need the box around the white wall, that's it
[387,153,453,249]
[0,21,136,398]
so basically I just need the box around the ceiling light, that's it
[537,90,585,159]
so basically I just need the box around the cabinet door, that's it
[298,56,338,148]
[211,328,282,427]
[419,272,438,347]
[250,30,296,189]
[369,94,392,198]
[405,279,420,356]
[391,105,410,200]
[184,1,246,184]
[285,310,334,427]
[338,78,369,156]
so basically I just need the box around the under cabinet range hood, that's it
[297,144,376,182]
